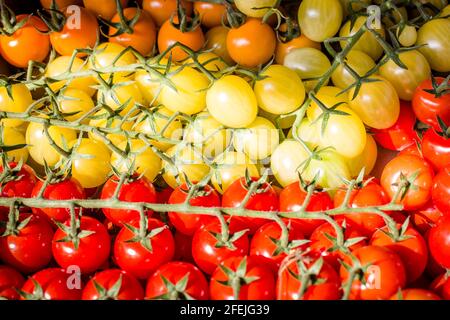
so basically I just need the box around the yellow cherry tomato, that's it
[235,0,278,18]
[0,83,33,128]
[346,134,378,178]
[1,126,29,163]
[397,25,417,47]
[185,52,228,73]
[134,69,163,105]
[331,50,376,89]
[88,111,133,147]
[258,108,296,129]
[416,18,450,72]
[57,88,95,123]
[97,81,144,116]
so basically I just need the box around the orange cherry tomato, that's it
[194,1,227,28]
[0,15,50,68]
[143,0,193,27]
[157,16,205,61]
[50,6,99,56]
[227,18,276,68]
[83,0,129,20]
[109,8,157,57]
[40,0,82,9]
[205,26,233,65]
[275,24,321,64]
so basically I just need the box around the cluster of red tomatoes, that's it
[0,0,449,301]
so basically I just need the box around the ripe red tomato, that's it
[0,212,53,274]
[101,176,156,226]
[412,77,450,131]
[431,274,450,300]
[370,224,428,283]
[226,18,276,68]
[109,8,156,56]
[250,221,305,272]
[432,166,450,214]
[0,265,25,300]
[156,187,173,204]
[422,128,450,171]
[173,231,194,263]
[0,15,50,68]
[191,221,249,275]
[390,289,441,300]
[279,182,332,236]
[309,219,367,271]
[82,269,144,300]
[428,217,450,269]
[20,268,82,300]
[0,163,37,215]
[114,218,174,279]
[277,254,341,300]
[50,5,99,56]
[381,154,434,211]
[334,180,391,237]
[210,256,276,300]
[52,216,111,274]
[146,261,209,300]
[373,101,418,151]
[340,245,406,300]
[168,183,220,236]
[222,177,278,234]
[410,201,443,234]
[31,178,86,223]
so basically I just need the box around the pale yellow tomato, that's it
[160,66,210,115]
[379,50,431,101]
[0,83,33,128]
[235,0,278,18]
[331,50,376,89]
[233,117,279,160]
[397,25,417,47]
[162,144,210,189]
[339,16,386,60]
[346,134,378,178]
[89,42,137,83]
[46,56,96,96]
[211,151,260,194]
[206,75,258,128]
[26,122,77,167]
[258,108,296,129]
[57,88,95,123]
[1,126,29,162]
[69,138,111,188]
[254,65,305,115]
[111,139,162,182]
[97,81,144,116]
[291,117,322,148]
[135,106,183,151]
[184,111,230,158]
[416,18,450,72]
[88,111,133,147]
[134,69,162,105]
[283,48,331,91]
[348,76,400,129]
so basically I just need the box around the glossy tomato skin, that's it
[334,181,391,237]
[250,222,305,273]
[222,177,278,234]
[82,0,129,20]
[52,216,111,274]
[370,225,428,283]
[422,129,450,171]
[309,219,367,271]
[146,262,209,300]
[31,178,86,223]
[100,176,157,227]
[82,269,144,300]
[109,8,156,56]
[195,1,226,28]
[0,15,50,68]
[412,77,450,130]
[373,101,418,151]
[210,256,276,300]
[0,265,25,300]
[20,268,82,300]
[340,245,406,300]
[410,201,444,234]
[0,213,53,274]
[390,289,441,300]
[432,166,450,214]
[143,0,192,27]
[50,6,98,56]
[168,184,220,236]
[277,254,341,300]
[428,218,450,269]
[0,163,37,215]
[191,221,250,275]
[114,218,175,280]
[381,155,434,211]
[279,182,332,236]
[226,18,276,68]
[431,274,450,300]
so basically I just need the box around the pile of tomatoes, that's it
[0,0,449,301]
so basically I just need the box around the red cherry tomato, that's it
[410,201,443,234]
[390,288,441,300]
[428,217,450,269]
[173,231,194,263]
[168,183,220,236]
[422,128,450,171]
[82,269,144,300]
[210,256,276,300]
[0,265,25,300]
[431,273,450,300]
[146,261,209,300]
[432,166,450,214]
[101,176,156,226]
